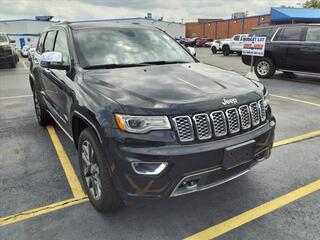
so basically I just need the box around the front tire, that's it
[254,57,276,78]
[78,128,123,212]
[222,46,230,56]
[211,46,217,54]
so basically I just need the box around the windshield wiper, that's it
[83,63,149,70]
[139,60,190,65]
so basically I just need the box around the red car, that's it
[196,38,212,47]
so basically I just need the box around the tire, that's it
[9,60,16,68]
[254,57,276,78]
[78,128,123,212]
[32,88,53,126]
[222,46,230,56]
[237,51,242,56]
[211,46,217,54]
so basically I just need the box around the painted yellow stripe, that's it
[0,94,33,100]
[185,179,320,240]
[271,94,320,107]
[0,197,88,227]
[273,130,320,148]
[47,125,86,198]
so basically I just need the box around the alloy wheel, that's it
[81,140,102,200]
[257,61,270,76]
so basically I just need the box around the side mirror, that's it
[187,47,196,57]
[10,39,16,43]
[40,52,69,70]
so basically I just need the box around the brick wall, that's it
[186,14,271,39]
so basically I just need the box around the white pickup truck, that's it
[220,34,248,56]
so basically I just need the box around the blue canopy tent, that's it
[271,7,320,24]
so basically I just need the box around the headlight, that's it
[263,90,270,107]
[115,114,171,133]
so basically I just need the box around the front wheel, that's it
[254,57,276,78]
[78,128,123,212]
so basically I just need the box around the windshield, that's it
[73,28,195,68]
[0,34,8,43]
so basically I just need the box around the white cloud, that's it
[0,0,306,22]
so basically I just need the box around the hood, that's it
[82,63,263,115]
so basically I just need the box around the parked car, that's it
[210,40,222,54]
[30,23,275,212]
[242,24,320,78]
[221,34,249,56]
[184,37,199,47]
[0,32,19,68]
[196,38,212,47]
[28,47,36,61]
[21,45,30,57]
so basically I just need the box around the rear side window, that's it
[54,30,70,64]
[274,27,306,41]
[306,27,320,42]
[36,33,46,54]
[44,31,57,52]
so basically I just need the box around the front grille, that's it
[225,108,240,134]
[172,99,267,142]
[193,113,212,140]
[172,116,194,142]
[249,102,260,126]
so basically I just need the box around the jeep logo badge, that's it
[222,98,237,106]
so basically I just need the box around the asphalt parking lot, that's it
[1,51,319,240]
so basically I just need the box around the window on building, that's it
[43,31,57,52]
[54,30,70,64]
[306,27,320,42]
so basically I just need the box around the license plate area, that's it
[222,140,256,170]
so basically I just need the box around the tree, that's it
[303,0,320,8]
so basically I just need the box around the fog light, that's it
[131,162,168,175]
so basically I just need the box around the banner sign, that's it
[242,37,266,56]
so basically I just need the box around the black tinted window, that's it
[54,30,70,64]
[233,35,240,41]
[274,27,305,41]
[306,27,320,42]
[36,33,46,53]
[44,31,56,52]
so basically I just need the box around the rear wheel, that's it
[222,46,230,56]
[254,57,276,78]
[32,88,52,126]
[78,128,123,212]
[211,46,217,54]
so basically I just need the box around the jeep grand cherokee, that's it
[29,22,276,212]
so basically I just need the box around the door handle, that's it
[44,68,51,74]
[273,46,280,49]
[301,47,311,50]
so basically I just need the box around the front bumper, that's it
[103,117,276,201]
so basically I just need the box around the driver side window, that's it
[54,30,70,64]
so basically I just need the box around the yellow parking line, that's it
[184,179,320,240]
[0,197,88,227]
[273,130,320,148]
[0,94,33,100]
[271,94,320,107]
[47,125,86,198]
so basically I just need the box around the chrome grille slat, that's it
[225,108,240,134]
[173,99,265,142]
[258,100,266,122]
[193,113,212,140]
[172,116,194,142]
[249,102,260,126]
[238,105,251,130]
[210,111,227,137]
